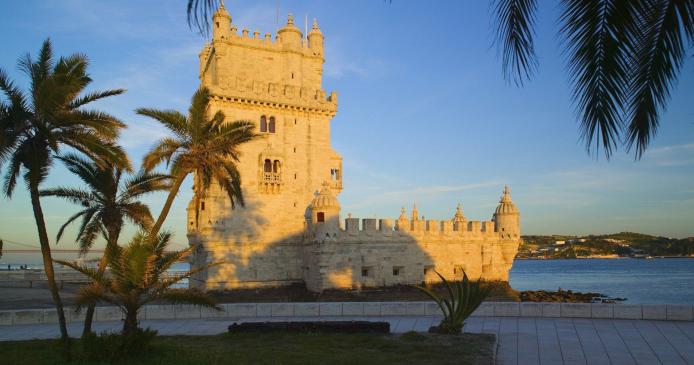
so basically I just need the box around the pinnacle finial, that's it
[287,13,294,25]
[453,203,466,222]
[312,18,319,29]
[499,185,513,203]
[398,207,407,221]
[220,0,225,8]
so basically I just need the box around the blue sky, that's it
[1,0,693,257]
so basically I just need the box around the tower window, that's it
[268,117,276,133]
[393,266,403,276]
[331,168,341,181]
[264,159,272,173]
[273,160,280,173]
[317,212,325,222]
[216,22,219,28]
[260,116,267,132]
[361,267,373,278]
[201,201,206,211]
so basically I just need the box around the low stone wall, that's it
[1,302,692,326]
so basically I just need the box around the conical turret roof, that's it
[494,186,519,215]
[311,181,340,209]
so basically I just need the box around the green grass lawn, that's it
[0,331,495,365]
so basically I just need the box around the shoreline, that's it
[515,256,694,260]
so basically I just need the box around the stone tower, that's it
[189,4,342,289]
[493,186,520,239]
[189,3,521,291]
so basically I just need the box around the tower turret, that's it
[212,1,232,41]
[451,203,467,230]
[308,19,324,56]
[493,186,520,239]
[309,181,341,241]
[277,14,303,49]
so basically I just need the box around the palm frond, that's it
[54,209,88,244]
[2,141,27,197]
[78,215,107,253]
[56,109,126,141]
[39,187,93,206]
[187,0,220,36]
[560,0,634,159]
[120,171,171,201]
[122,202,154,230]
[73,283,120,312]
[68,89,126,110]
[154,288,221,310]
[626,0,694,158]
[142,137,184,171]
[135,108,189,138]
[493,0,539,85]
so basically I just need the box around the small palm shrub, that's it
[414,271,490,335]
[55,231,221,338]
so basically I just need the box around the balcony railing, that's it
[263,172,282,183]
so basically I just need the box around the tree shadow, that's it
[187,185,519,293]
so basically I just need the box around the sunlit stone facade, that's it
[188,4,521,292]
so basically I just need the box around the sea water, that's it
[510,258,694,304]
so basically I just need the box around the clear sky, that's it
[1,0,693,258]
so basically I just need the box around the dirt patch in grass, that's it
[0,332,495,365]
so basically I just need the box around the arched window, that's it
[260,116,267,133]
[273,160,280,173]
[317,212,325,222]
[263,159,272,173]
[268,117,276,133]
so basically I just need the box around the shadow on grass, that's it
[0,331,495,365]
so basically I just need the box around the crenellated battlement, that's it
[202,8,335,116]
[336,217,499,241]
[214,26,321,57]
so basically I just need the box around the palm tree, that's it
[493,0,692,159]
[136,87,257,239]
[187,1,692,159]
[55,231,221,338]
[40,154,170,336]
[0,39,127,350]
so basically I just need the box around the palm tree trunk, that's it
[29,185,71,353]
[122,307,139,338]
[148,173,186,241]
[82,223,121,336]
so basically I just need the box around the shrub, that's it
[81,328,158,361]
[413,270,490,335]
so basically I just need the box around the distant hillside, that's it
[518,232,694,259]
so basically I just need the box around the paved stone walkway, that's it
[2,316,693,364]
